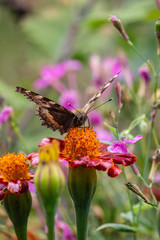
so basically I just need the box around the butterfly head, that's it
[72,109,88,127]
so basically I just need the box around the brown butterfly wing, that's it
[16,87,75,134]
[82,72,119,113]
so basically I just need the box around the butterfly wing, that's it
[82,72,119,113]
[16,87,75,134]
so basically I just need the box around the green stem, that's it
[75,205,89,240]
[46,211,55,240]
[122,167,136,225]
[122,167,137,240]
[14,225,27,240]
[143,122,153,181]
[128,41,155,75]
[152,128,159,147]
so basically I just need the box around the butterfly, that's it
[16,72,119,134]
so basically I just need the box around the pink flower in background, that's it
[0,107,13,125]
[89,53,134,89]
[88,110,103,126]
[62,59,82,71]
[95,127,114,142]
[56,221,76,240]
[108,135,143,153]
[34,60,82,91]
[155,0,160,10]
[59,89,79,111]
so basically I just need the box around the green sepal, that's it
[68,166,97,240]
[3,190,32,240]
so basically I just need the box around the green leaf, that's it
[96,223,137,233]
[103,122,117,138]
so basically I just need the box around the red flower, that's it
[33,127,137,178]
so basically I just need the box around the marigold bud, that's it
[34,140,65,240]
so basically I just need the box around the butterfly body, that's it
[16,72,119,134]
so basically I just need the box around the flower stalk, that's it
[68,166,97,240]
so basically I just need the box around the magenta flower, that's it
[107,135,142,175]
[0,107,13,125]
[34,64,66,91]
[59,89,79,111]
[34,60,81,91]
[107,135,143,153]
[56,221,76,240]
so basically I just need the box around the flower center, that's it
[62,127,102,160]
[0,153,30,182]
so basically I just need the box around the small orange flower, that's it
[62,127,102,160]
[0,153,34,198]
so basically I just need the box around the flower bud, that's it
[115,82,123,109]
[108,15,129,41]
[68,166,97,240]
[3,190,32,240]
[34,140,65,240]
[138,65,150,85]
[125,182,149,203]
[155,18,160,55]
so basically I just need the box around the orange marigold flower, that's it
[32,127,137,178]
[0,153,34,198]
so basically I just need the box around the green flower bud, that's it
[108,15,129,42]
[34,140,65,240]
[68,166,97,240]
[155,18,160,56]
[3,190,32,240]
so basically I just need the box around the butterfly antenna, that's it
[68,103,84,117]
[87,98,113,113]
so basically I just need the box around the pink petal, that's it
[8,180,22,194]
[108,141,127,153]
[122,135,143,144]
[38,137,65,151]
[26,152,39,166]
